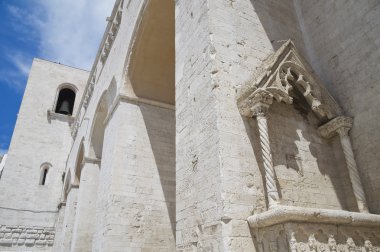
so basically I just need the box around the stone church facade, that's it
[0,0,379,251]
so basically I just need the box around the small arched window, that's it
[39,163,51,186]
[55,88,76,115]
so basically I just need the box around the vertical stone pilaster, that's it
[70,159,100,251]
[59,186,78,252]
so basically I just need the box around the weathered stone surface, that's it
[25,239,35,246]
[0,0,379,251]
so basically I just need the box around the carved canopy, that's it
[237,40,343,123]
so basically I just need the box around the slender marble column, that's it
[336,127,368,212]
[319,116,368,213]
[251,90,280,209]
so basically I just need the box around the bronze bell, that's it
[57,100,71,115]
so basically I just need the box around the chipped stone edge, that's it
[247,206,380,228]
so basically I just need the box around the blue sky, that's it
[0,0,114,155]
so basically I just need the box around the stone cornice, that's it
[103,94,175,126]
[71,0,124,139]
[247,206,380,228]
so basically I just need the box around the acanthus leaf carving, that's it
[318,116,353,139]
[328,235,337,252]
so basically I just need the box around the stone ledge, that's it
[247,206,380,228]
[47,110,75,123]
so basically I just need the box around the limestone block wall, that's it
[247,102,357,211]
[175,0,224,250]
[92,102,175,251]
[294,0,380,213]
[175,0,310,250]
[175,0,377,250]
[0,59,87,251]
[0,225,55,250]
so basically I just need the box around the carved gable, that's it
[237,40,342,122]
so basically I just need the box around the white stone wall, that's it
[57,1,177,250]
[91,102,175,251]
[294,0,380,213]
[247,102,356,211]
[0,59,87,251]
[175,0,314,250]
[2,0,379,251]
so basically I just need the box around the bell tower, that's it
[0,59,87,250]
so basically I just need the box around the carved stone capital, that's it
[238,89,274,117]
[318,116,353,139]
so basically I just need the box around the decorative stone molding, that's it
[318,116,353,139]
[249,206,380,252]
[237,40,342,121]
[284,233,380,252]
[247,205,380,228]
[83,74,96,109]
[71,0,124,139]
[237,41,346,210]
[239,89,273,117]
[100,2,123,64]
[237,40,371,214]
[0,225,55,248]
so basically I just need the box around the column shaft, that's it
[59,187,78,252]
[256,114,280,208]
[338,130,368,212]
[70,161,100,252]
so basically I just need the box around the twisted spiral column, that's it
[337,127,368,212]
[256,112,280,208]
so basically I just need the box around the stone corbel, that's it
[248,89,281,209]
[319,116,369,213]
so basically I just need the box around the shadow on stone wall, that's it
[242,101,358,211]
[140,104,176,239]
[249,0,306,55]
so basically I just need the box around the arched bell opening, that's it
[128,0,175,105]
[55,88,76,115]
